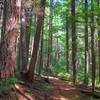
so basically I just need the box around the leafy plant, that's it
[0,77,24,96]
[57,72,71,81]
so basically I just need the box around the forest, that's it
[0,0,100,100]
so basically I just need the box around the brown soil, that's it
[0,77,94,100]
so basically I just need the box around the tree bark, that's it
[19,7,27,72]
[0,0,21,79]
[91,0,96,92]
[97,0,100,82]
[27,0,46,81]
[66,15,69,72]
[19,6,32,73]
[1,0,7,41]
[47,0,53,68]
[84,0,89,85]
[38,26,44,76]
[71,0,77,84]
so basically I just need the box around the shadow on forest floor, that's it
[0,76,99,100]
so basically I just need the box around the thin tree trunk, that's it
[71,0,77,84]
[66,16,69,72]
[1,0,7,41]
[25,8,33,64]
[91,0,96,92]
[38,26,44,76]
[17,2,27,72]
[27,0,46,81]
[50,0,53,65]
[84,0,89,85]
[18,3,33,73]
[97,0,100,82]
[20,8,27,72]
[47,0,53,68]
[47,31,51,68]
[0,0,21,79]
[55,36,60,63]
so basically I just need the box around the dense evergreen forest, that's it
[0,0,100,100]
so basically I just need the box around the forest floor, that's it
[0,76,99,100]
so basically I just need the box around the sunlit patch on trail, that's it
[52,95,69,100]
[60,87,76,91]
[60,96,69,100]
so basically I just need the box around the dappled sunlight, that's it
[51,93,78,100]
[48,76,81,100]
[52,95,69,100]
[18,94,33,100]
[60,96,69,100]
[60,87,76,91]
[49,76,59,80]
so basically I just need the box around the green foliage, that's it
[93,91,100,98]
[0,77,24,95]
[50,61,72,81]
[97,36,100,40]
[57,72,71,81]
[77,71,84,81]
[51,64,65,76]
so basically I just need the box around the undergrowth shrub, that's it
[0,77,24,96]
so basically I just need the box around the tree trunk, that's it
[0,0,21,79]
[47,31,51,68]
[84,0,89,85]
[1,0,7,41]
[71,0,77,84]
[97,0,100,82]
[38,26,44,76]
[19,7,27,72]
[91,0,96,92]
[66,16,69,72]
[27,0,46,81]
[47,0,53,68]
[18,0,33,73]
[25,8,33,63]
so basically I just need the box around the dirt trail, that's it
[16,77,94,100]
[1,77,95,100]
[49,77,80,100]
[49,77,99,100]
[15,77,81,100]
